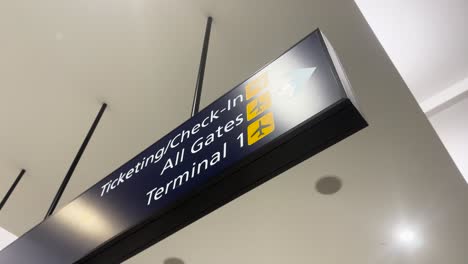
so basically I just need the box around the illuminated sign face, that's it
[0,29,367,264]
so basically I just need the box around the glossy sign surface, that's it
[0,29,364,263]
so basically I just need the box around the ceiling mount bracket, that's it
[44,103,107,219]
[0,169,26,211]
[191,16,213,117]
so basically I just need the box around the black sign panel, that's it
[0,29,367,263]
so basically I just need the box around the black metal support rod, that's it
[191,16,213,117]
[0,169,26,211]
[45,103,107,219]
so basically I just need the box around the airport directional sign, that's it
[0,29,367,264]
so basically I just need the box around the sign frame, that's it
[0,28,367,264]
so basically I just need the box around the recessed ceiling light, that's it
[315,175,342,195]
[398,229,416,243]
[163,257,185,264]
[395,227,421,248]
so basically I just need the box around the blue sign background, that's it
[0,30,355,263]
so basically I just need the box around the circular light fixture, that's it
[394,226,421,248]
[398,229,416,243]
[315,175,342,195]
[163,257,185,264]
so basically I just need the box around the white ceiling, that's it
[355,0,468,102]
[0,227,16,251]
[0,0,467,264]
[429,95,468,183]
[355,0,468,183]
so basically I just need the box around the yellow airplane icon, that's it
[245,72,269,100]
[246,92,272,121]
[247,112,275,145]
